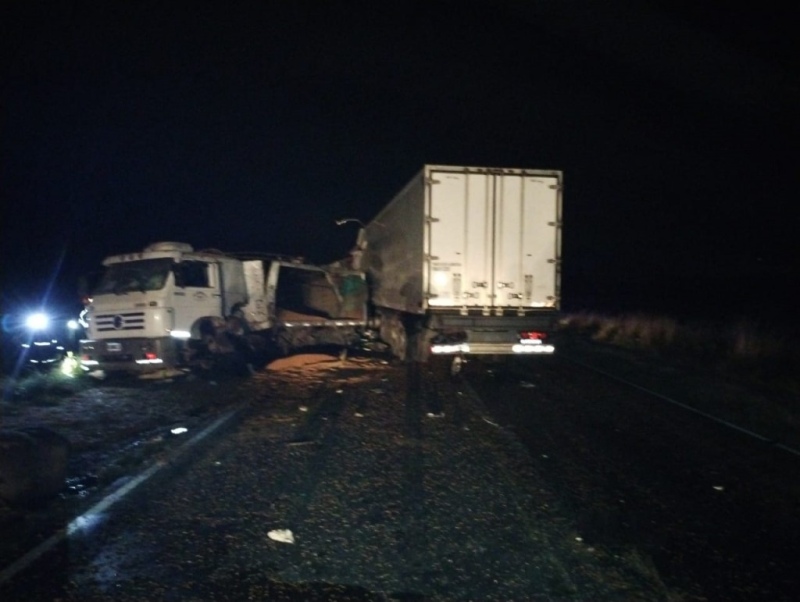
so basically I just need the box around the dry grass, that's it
[559,311,799,393]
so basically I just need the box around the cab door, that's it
[171,261,223,331]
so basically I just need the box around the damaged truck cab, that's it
[79,242,367,374]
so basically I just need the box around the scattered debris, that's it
[267,529,295,544]
[170,427,188,435]
[298,405,308,412]
[713,485,725,492]
[288,438,315,446]
[426,412,444,418]
[354,412,364,418]
[520,381,536,388]
[482,417,499,427]
[139,368,185,381]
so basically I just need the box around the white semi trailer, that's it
[347,164,562,369]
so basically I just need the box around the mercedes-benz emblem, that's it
[113,315,124,329]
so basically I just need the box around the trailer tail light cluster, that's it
[519,331,546,342]
[514,330,554,354]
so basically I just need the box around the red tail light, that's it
[519,331,546,341]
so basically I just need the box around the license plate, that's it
[106,342,122,352]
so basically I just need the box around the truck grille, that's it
[95,312,146,332]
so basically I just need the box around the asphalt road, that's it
[465,343,800,601]
[2,343,797,600]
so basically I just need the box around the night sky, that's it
[2,1,797,323]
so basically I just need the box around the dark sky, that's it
[1,0,797,320]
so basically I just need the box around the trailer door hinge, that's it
[427,177,441,185]
[426,216,440,223]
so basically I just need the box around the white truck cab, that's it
[79,242,253,372]
[79,242,368,374]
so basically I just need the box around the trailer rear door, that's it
[427,169,560,310]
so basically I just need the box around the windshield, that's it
[93,258,173,295]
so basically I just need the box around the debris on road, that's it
[268,529,295,544]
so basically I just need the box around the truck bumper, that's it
[430,341,555,355]
[79,336,180,373]
[427,312,557,356]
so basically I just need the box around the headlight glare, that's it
[25,312,50,331]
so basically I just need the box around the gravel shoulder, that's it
[0,370,246,567]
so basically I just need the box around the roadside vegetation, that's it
[558,311,800,395]
[1,369,93,414]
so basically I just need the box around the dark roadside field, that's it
[1,351,673,601]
